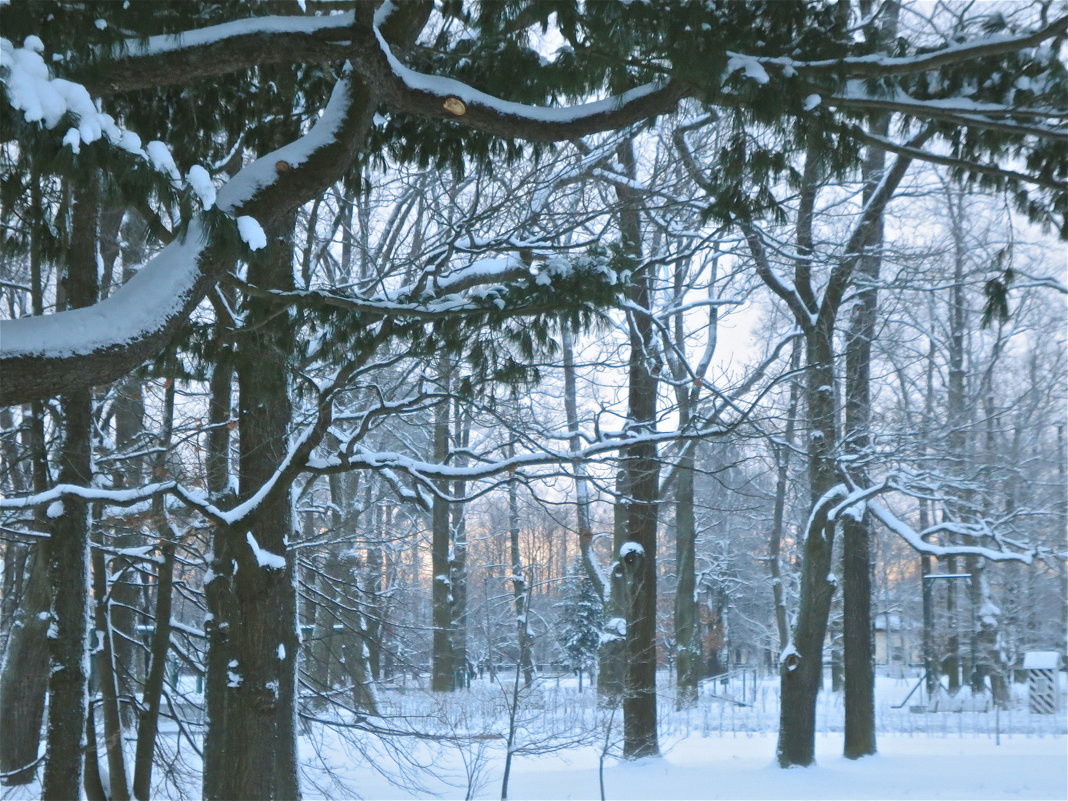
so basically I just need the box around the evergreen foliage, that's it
[556,557,603,674]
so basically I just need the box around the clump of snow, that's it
[147,140,181,182]
[619,541,645,559]
[1023,651,1060,669]
[0,34,209,200]
[62,127,81,152]
[226,664,242,688]
[186,165,216,210]
[46,500,64,518]
[246,531,285,570]
[725,53,770,85]
[600,617,627,643]
[277,643,286,660]
[804,93,821,110]
[236,215,267,251]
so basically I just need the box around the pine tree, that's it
[557,558,603,690]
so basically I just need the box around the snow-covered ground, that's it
[5,670,1065,800]
[291,671,1067,801]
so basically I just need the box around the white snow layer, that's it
[0,65,355,361]
[1,37,210,192]
[146,140,181,181]
[725,53,771,85]
[372,2,664,125]
[187,164,216,209]
[122,12,354,58]
[246,531,286,570]
[237,215,267,250]
[0,221,210,359]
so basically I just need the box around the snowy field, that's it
[293,672,1068,801]
[346,734,1068,801]
[5,670,1065,800]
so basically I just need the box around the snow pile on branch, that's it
[1,36,229,229]
[599,617,627,644]
[725,53,770,85]
[2,35,142,156]
[236,215,267,251]
[246,531,286,570]
[187,165,216,209]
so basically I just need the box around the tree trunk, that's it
[597,469,627,702]
[42,177,99,801]
[90,543,132,801]
[0,176,54,788]
[561,322,606,598]
[768,342,802,655]
[0,545,50,784]
[841,58,891,753]
[430,359,455,692]
[203,212,301,801]
[507,446,535,687]
[673,441,698,709]
[944,555,961,692]
[919,339,938,697]
[942,189,967,695]
[616,141,660,760]
[450,401,471,687]
[132,379,177,801]
[776,326,838,769]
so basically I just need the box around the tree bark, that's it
[41,177,99,801]
[430,358,455,692]
[203,212,301,801]
[132,378,177,801]
[841,21,893,748]
[507,445,535,687]
[0,176,54,787]
[615,141,660,760]
[768,341,802,653]
[673,440,698,709]
[0,545,50,784]
[776,324,838,769]
[90,542,132,801]
[450,402,471,687]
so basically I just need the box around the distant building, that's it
[874,611,921,666]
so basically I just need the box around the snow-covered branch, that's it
[868,501,1033,564]
[0,67,374,406]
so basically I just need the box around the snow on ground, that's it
[298,729,1068,801]
[291,671,1067,801]
[4,671,1065,800]
[502,735,1067,801]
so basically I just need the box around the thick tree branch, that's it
[84,14,355,96]
[0,70,376,407]
[346,15,690,143]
